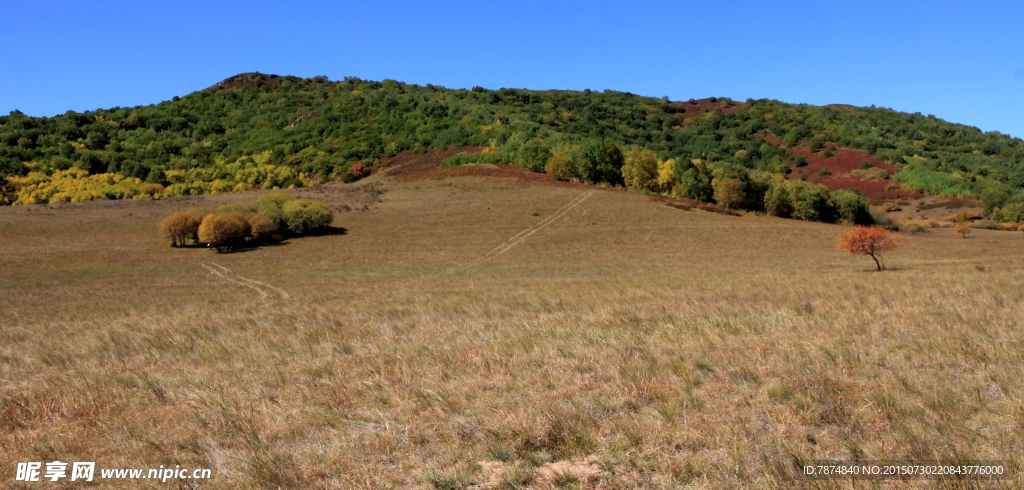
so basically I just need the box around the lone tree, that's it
[955,212,972,238]
[955,221,972,238]
[838,226,901,271]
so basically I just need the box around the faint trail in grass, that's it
[201,263,290,300]
[208,263,291,300]
[393,191,593,286]
[467,191,592,266]
[202,263,267,299]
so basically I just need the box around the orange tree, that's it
[838,226,901,271]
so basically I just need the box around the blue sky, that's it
[4,0,1023,137]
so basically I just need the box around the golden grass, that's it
[1,175,1022,489]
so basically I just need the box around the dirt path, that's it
[467,191,592,266]
[201,262,291,301]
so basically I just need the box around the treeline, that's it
[443,144,872,224]
[160,193,333,252]
[2,73,1023,221]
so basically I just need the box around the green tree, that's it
[282,199,334,234]
[583,140,624,185]
[763,181,793,218]
[830,189,872,225]
[788,181,836,222]
[515,138,551,172]
[673,159,712,201]
[545,143,589,182]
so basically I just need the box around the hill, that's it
[2,170,1022,487]
[2,72,1024,223]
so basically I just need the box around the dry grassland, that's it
[1,172,1022,489]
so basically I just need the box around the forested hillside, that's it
[3,72,1023,223]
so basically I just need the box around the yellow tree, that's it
[247,213,279,242]
[954,212,972,238]
[712,178,745,210]
[621,148,658,190]
[198,212,249,252]
[955,221,972,238]
[545,153,577,182]
[159,211,202,247]
[655,158,676,192]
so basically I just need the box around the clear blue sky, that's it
[4,0,1023,137]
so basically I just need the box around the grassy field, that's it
[1,168,1022,489]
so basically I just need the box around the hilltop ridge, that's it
[1,72,1023,223]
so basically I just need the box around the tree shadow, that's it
[205,226,347,254]
[173,242,209,249]
[303,226,348,237]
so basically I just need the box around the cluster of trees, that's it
[3,72,1023,221]
[159,193,333,252]
[611,148,872,223]
[443,143,872,224]
[5,167,145,204]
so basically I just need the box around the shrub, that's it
[819,167,831,176]
[348,162,371,180]
[900,220,928,234]
[838,226,901,271]
[440,151,506,167]
[282,199,334,234]
[198,212,249,252]
[141,183,165,198]
[849,168,889,180]
[972,219,999,230]
[159,211,202,247]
